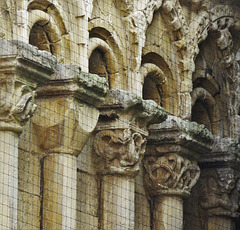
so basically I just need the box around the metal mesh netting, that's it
[0,0,239,230]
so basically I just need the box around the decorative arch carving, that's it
[27,0,70,34]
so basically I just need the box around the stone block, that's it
[135,164,148,196]
[17,191,40,230]
[77,136,99,175]
[135,193,151,230]
[77,171,99,217]
[77,213,98,230]
[18,149,41,195]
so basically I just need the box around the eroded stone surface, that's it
[94,89,167,176]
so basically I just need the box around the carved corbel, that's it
[93,89,167,176]
[144,115,213,198]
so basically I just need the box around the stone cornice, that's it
[146,115,214,161]
[36,65,109,107]
[96,89,167,135]
[0,40,56,85]
[199,138,240,170]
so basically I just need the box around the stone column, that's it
[198,138,240,230]
[144,116,213,230]
[0,40,55,229]
[32,65,108,229]
[93,89,167,230]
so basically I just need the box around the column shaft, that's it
[42,154,77,230]
[154,196,183,230]
[0,131,19,229]
[101,175,135,230]
[208,217,234,230]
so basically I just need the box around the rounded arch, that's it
[191,87,222,137]
[141,53,178,115]
[140,63,165,107]
[88,37,120,89]
[190,5,240,138]
[28,0,70,34]
[88,23,125,89]
[88,19,124,52]
[89,19,126,69]
[27,0,72,63]
[88,37,118,74]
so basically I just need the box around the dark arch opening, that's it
[29,22,53,54]
[143,75,162,106]
[192,100,212,133]
[89,48,109,80]
[29,20,61,58]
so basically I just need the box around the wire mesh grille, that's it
[0,0,239,230]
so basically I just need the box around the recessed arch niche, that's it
[88,37,120,89]
[141,53,178,115]
[27,1,72,63]
[29,19,60,57]
[191,86,221,136]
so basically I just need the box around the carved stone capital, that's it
[94,129,146,176]
[94,89,167,176]
[199,168,240,218]
[0,40,56,132]
[31,65,108,156]
[144,154,200,197]
[144,116,213,197]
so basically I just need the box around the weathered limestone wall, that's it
[135,165,151,230]
[77,137,99,230]
[0,0,239,230]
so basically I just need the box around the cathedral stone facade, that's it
[0,0,239,229]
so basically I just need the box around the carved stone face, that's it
[217,171,235,193]
[94,129,146,175]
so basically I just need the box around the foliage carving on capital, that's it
[144,153,200,197]
[0,76,36,128]
[93,129,146,176]
[199,169,240,218]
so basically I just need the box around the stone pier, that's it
[198,138,240,230]
[0,40,55,229]
[31,65,108,229]
[93,89,167,230]
[144,116,213,230]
